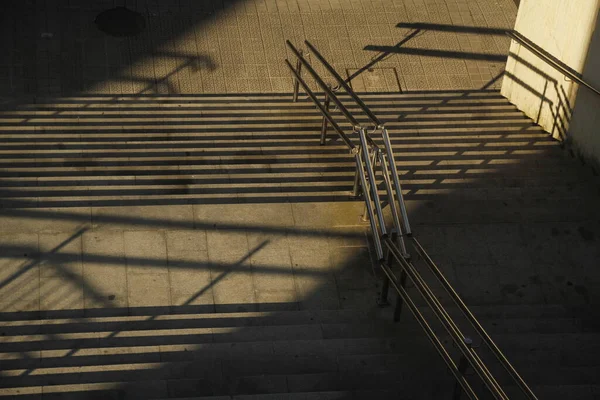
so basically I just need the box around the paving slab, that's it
[0,0,518,97]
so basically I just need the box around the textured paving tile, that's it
[0,0,518,96]
[0,233,40,312]
[81,230,129,309]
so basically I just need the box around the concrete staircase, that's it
[0,304,598,399]
[1,90,599,399]
[1,89,596,213]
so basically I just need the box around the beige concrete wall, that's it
[569,11,600,166]
[502,0,600,155]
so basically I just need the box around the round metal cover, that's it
[95,7,146,37]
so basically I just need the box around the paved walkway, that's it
[2,0,598,315]
[1,0,517,96]
[0,203,376,313]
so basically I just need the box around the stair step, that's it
[0,107,527,118]
[164,390,411,400]
[505,384,600,400]
[0,365,452,398]
[0,309,383,334]
[0,321,408,354]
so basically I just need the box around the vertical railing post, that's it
[292,51,303,103]
[378,273,390,306]
[352,167,361,197]
[452,337,473,400]
[353,144,384,260]
[393,268,407,322]
[361,145,378,222]
[320,88,331,145]
[381,128,411,236]
[360,146,373,221]
[378,232,397,307]
[378,150,409,258]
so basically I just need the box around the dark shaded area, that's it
[0,207,597,399]
[0,0,242,96]
[396,22,509,36]
[363,44,508,62]
[95,7,146,37]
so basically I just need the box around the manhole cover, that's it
[346,67,402,93]
[95,7,146,37]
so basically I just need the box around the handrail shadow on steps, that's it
[394,22,600,98]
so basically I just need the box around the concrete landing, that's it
[0,202,377,314]
[0,0,518,96]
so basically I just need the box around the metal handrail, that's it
[286,41,362,131]
[395,22,600,97]
[357,129,388,240]
[381,127,411,236]
[286,40,379,149]
[384,238,509,400]
[284,59,356,150]
[507,30,600,98]
[410,237,538,399]
[303,40,384,129]
[286,40,410,237]
[285,39,537,399]
[379,261,479,400]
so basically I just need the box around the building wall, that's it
[569,11,600,166]
[502,0,600,165]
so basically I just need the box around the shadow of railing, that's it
[363,22,582,145]
[0,89,567,209]
[0,303,449,399]
[1,0,252,97]
[0,202,437,398]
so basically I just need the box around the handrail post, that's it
[361,146,378,221]
[320,86,331,145]
[352,168,361,197]
[354,145,384,260]
[292,52,303,103]
[378,231,397,307]
[378,269,391,306]
[358,132,387,237]
[284,59,356,150]
[382,128,412,235]
[393,268,408,322]
[453,337,473,400]
[378,149,409,258]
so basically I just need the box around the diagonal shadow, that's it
[1,0,247,97]
[363,44,508,62]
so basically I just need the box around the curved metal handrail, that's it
[285,40,379,150]
[303,40,385,129]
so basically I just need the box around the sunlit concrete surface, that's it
[0,203,375,313]
[1,0,517,96]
